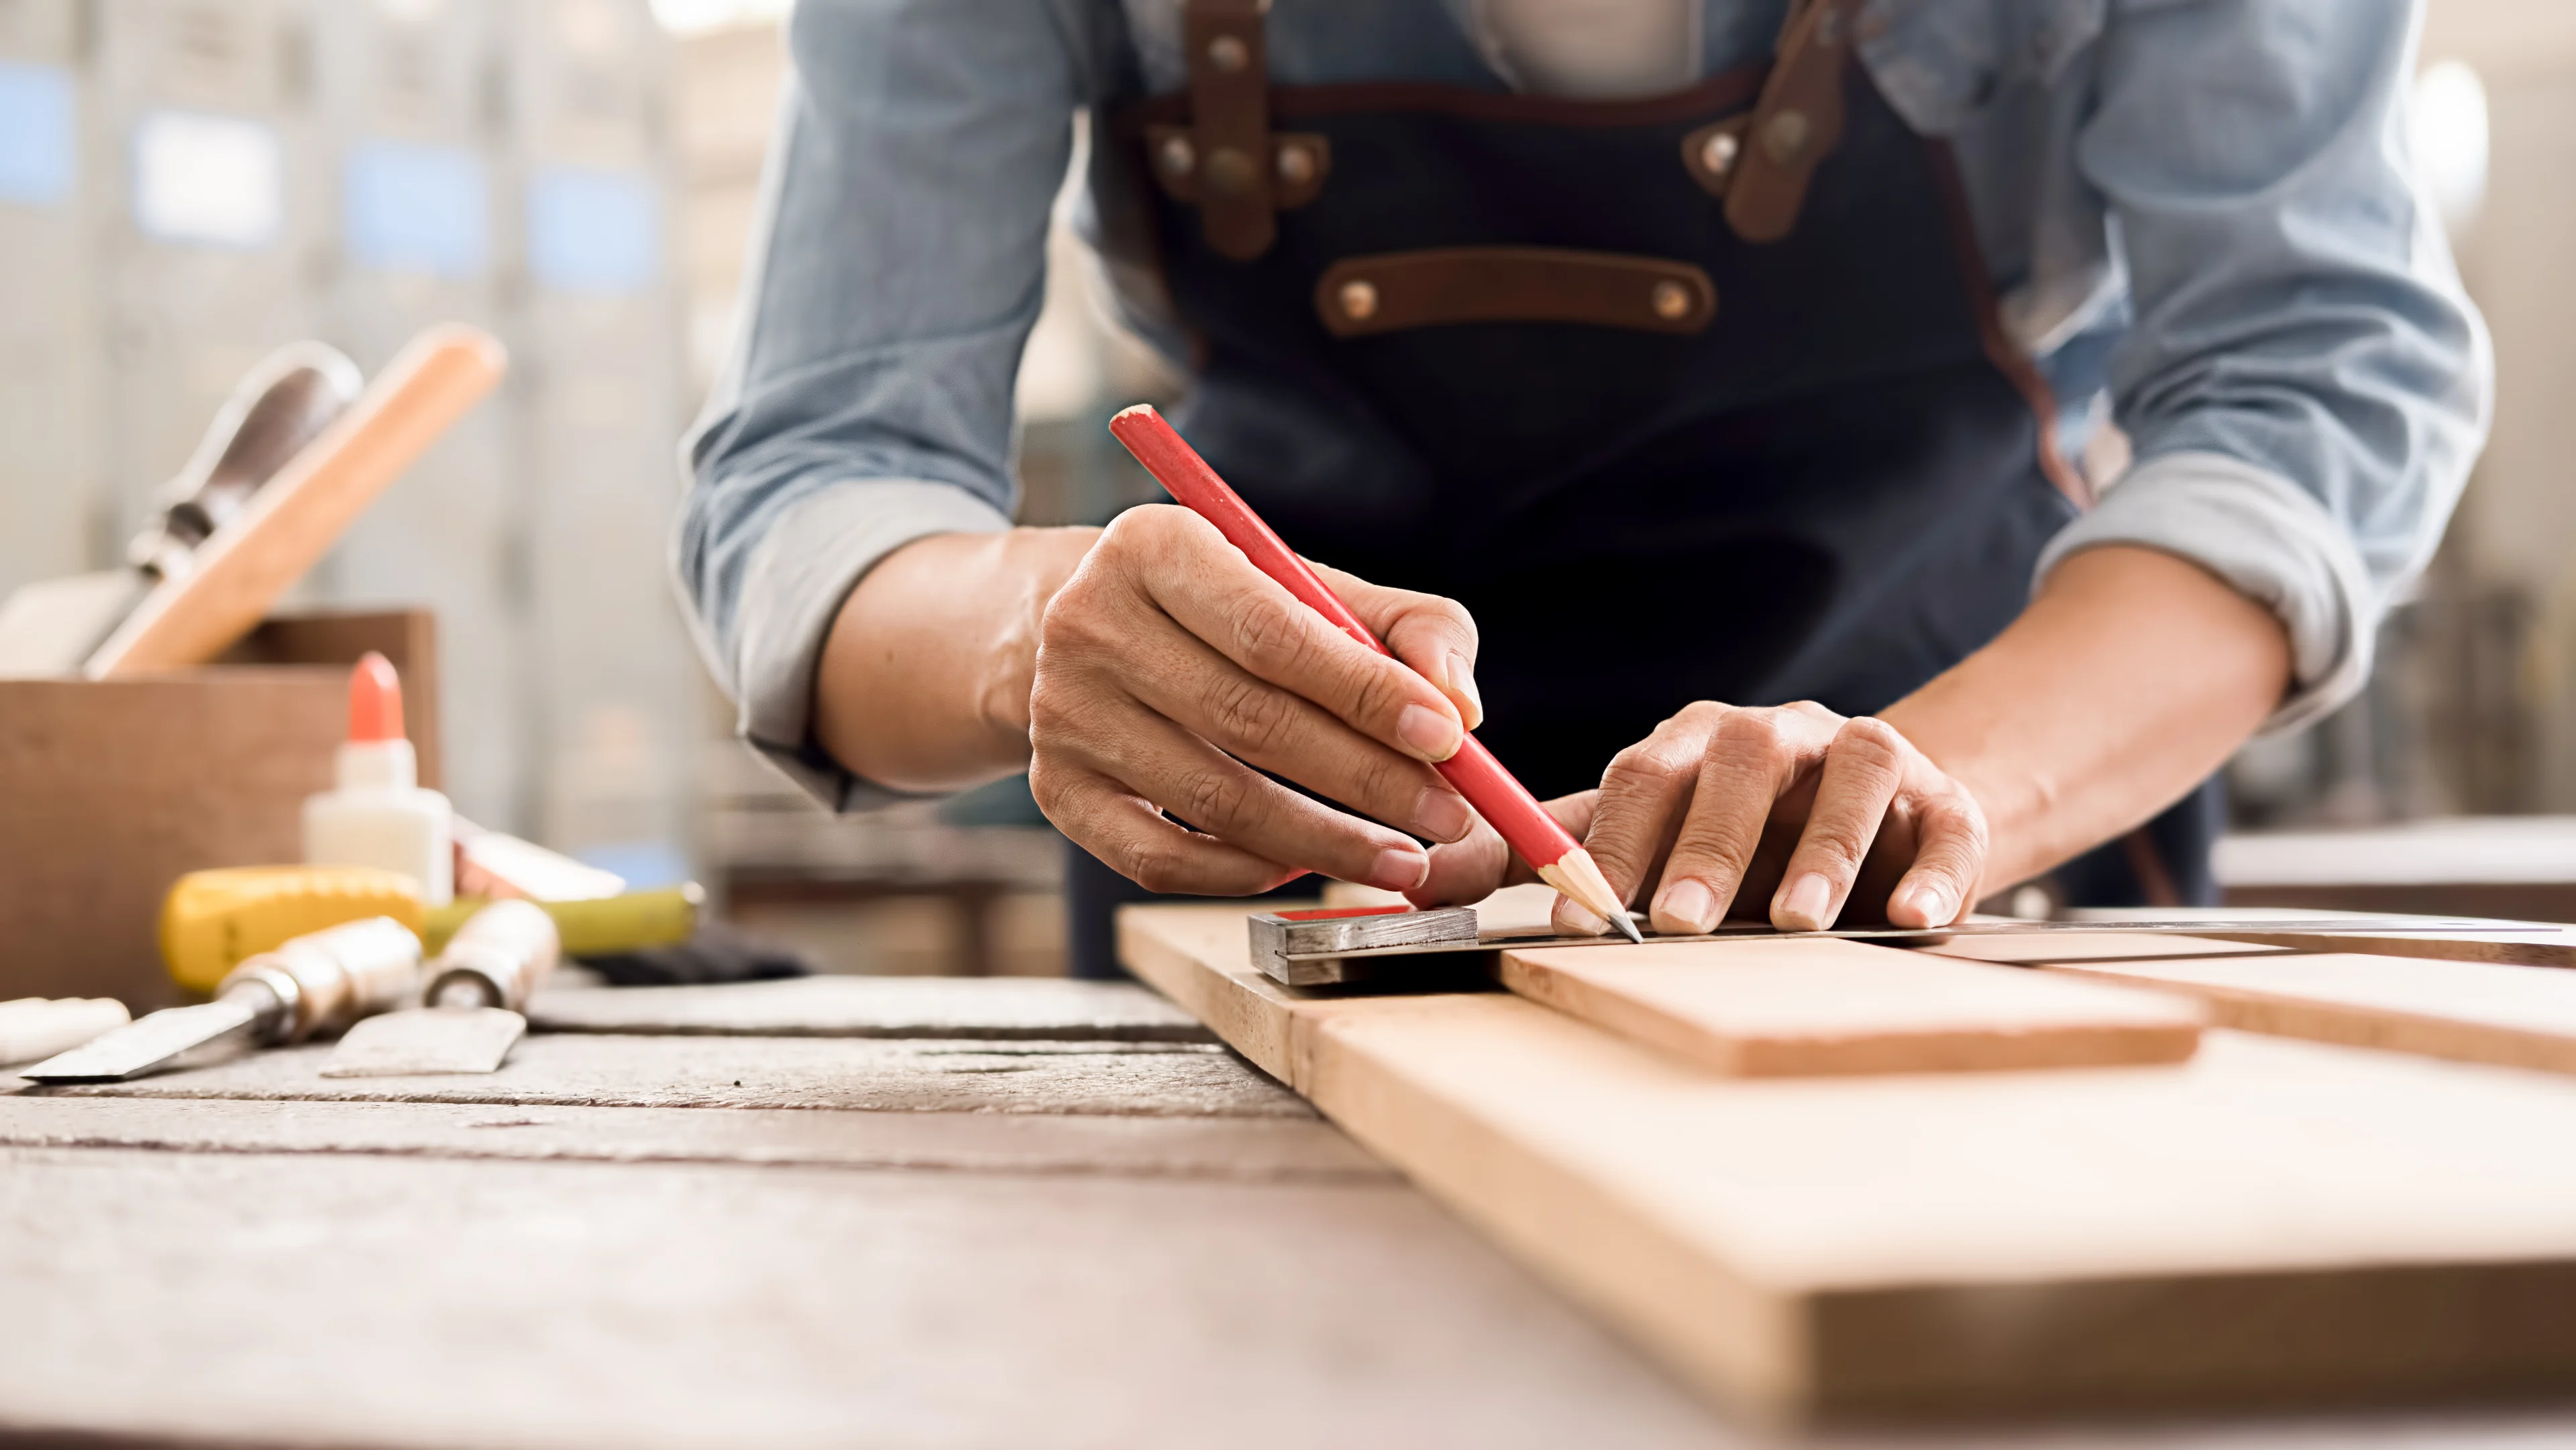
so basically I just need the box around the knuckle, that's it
[1232,597,1315,676]
[1342,658,1411,729]
[1177,766,1252,833]
[1831,717,1908,779]
[1125,839,1190,894]
[1601,739,1686,794]
[1348,749,1421,813]
[1202,672,1298,758]
[1715,709,1787,757]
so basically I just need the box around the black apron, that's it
[1066,0,2216,979]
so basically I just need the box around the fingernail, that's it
[1414,789,1473,844]
[1777,872,1833,930]
[1396,703,1462,763]
[1554,896,1609,937]
[1899,883,1954,927]
[1367,845,1429,892]
[1651,878,1718,935]
[1445,652,1484,731]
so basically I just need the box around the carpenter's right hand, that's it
[1028,505,1484,896]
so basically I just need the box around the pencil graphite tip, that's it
[1609,906,1645,944]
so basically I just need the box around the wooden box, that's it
[0,610,437,1010]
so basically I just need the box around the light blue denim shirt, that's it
[678,0,2491,809]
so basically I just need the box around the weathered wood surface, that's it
[0,1096,1387,1182]
[1120,902,2576,1422]
[1499,937,2205,1076]
[527,974,1213,1042]
[7,1033,1304,1118]
[0,1143,1733,1450]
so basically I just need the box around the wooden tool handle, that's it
[1108,405,1585,873]
[86,324,508,678]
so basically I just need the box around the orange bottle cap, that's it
[347,652,406,743]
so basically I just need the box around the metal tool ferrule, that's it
[215,968,299,1046]
[427,899,560,1012]
[217,917,423,1043]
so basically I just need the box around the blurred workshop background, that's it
[1,0,2573,974]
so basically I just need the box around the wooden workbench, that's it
[1,975,2570,1448]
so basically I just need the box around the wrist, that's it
[975,526,1099,742]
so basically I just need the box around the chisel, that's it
[19,917,422,1083]
[323,899,559,1077]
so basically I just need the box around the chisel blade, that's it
[18,999,260,1083]
[320,1007,525,1077]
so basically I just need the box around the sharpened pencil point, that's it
[1608,906,1645,944]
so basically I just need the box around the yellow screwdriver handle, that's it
[421,884,702,960]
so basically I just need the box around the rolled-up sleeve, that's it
[2035,0,2492,732]
[673,0,1108,807]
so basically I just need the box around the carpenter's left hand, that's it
[1412,701,1988,935]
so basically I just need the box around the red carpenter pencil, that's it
[1108,404,1640,939]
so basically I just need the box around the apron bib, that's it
[1064,0,2215,977]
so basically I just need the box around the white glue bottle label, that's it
[303,652,455,906]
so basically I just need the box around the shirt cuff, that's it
[731,479,1013,810]
[2031,450,2376,735]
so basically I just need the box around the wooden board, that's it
[1963,945,2576,1079]
[1120,902,2576,1422]
[1498,937,2205,1076]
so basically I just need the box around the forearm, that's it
[1882,544,2291,899]
[814,526,1097,792]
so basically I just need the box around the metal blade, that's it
[0,571,149,678]
[320,1008,525,1078]
[1279,916,2524,967]
[17,1000,261,1083]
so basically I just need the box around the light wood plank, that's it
[2000,950,2576,1078]
[1119,902,2576,1421]
[1498,937,2205,1076]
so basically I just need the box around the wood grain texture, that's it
[0,672,344,1007]
[7,1033,1310,1119]
[1120,902,2576,1421]
[1996,949,2576,1078]
[1499,937,2205,1076]
[0,1146,1729,1450]
[527,975,1212,1043]
[0,1096,1387,1183]
[88,325,505,677]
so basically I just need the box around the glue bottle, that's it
[303,652,453,905]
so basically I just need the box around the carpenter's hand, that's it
[1028,505,1483,896]
[1415,701,1986,934]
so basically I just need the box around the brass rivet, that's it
[1338,278,1379,321]
[1158,134,1195,177]
[1203,146,1256,197]
[1275,144,1313,185]
[1208,34,1249,72]
[1699,130,1739,177]
[1650,280,1692,321]
[1762,109,1811,164]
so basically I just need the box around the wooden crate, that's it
[0,610,435,1009]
